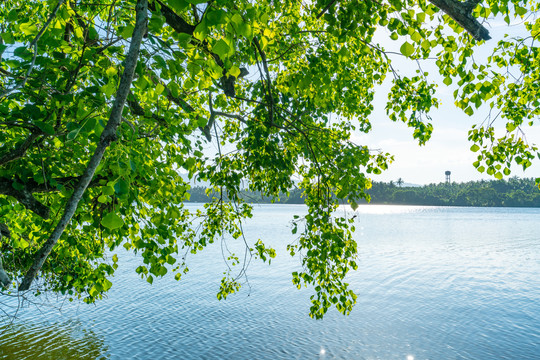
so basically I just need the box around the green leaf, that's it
[207,9,228,25]
[114,179,129,196]
[236,23,252,39]
[34,121,55,135]
[13,46,32,60]
[212,39,230,58]
[102,186,115,196]
[101,279,113,292]
[19,23,38,36]
[193,19,208,41]
[515,5,527,16]
[67,129,79,140]
[229,65,241,78]
[197,116,208,127]
[411,31,422,43]
[102,81,116,97]
[399,42,415,57]
[120,24,134,39]
[177,33,192,46]
[155,83,165,95]
[231,13,243,26]
[168,0,189,12]
[106,67,117,77]
[470,144,480,152]
[101,212,124,230]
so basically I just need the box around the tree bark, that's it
[18,0,148,291]
[429,0,491,41]
[0,177,50,218]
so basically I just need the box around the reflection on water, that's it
[0,320,108,360]
[342,204,433,214]
[1,205,540,359]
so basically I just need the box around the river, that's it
[1,204,539,359]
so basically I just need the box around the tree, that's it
[0,0,539,318]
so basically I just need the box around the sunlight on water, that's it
[340,204,434,214]
[407,355,414,360]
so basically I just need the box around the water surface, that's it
[1,205,539,359]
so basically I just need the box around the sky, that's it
[352,17,540,185]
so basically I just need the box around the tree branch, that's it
[0,223,10,240]
[0,132,42,166]
[0,177,50,218]
[316,0,339,19]
[127,92,168,127]
[150,0,195,34]
[18,0,148,292]
[149,0,243,97]
[429,0,490,41]
[201,92,216,141]
[0,175,104,219]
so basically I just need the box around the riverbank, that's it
[186,177,540,207]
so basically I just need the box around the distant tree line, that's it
[187,177,540,207]
[366,177,540,207]
[186,186,305,204]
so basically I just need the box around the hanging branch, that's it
[18,0,149,291]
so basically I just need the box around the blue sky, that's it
[354,19,540,185]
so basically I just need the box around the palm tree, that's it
[397,178,404,187]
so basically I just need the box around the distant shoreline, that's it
[186,177,540,208]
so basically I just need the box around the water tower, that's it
[445,170,451,184]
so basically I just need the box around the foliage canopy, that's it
[1,0,539,318]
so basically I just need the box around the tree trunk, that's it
[18,0,149,291]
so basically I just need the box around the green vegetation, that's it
[368,178,540,207]
[1,0,540,318]
[187,178,540,207]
